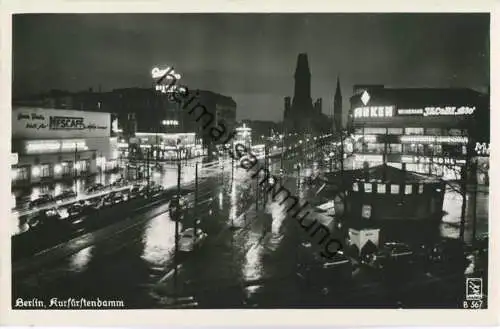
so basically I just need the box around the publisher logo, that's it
[466,278,483,300]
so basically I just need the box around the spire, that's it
[294,53,311,79]
[335,76,342,100]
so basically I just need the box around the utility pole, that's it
[74,144,78,192]
[193,161,199,245]
[471,159,478,244]
[174,159,181,297]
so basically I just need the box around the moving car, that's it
[178,228,208,252]
[103,191,126,206]
[169,195,188,221]
[297,250,353,286]
[29,194,55,208]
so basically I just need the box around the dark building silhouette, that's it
[314,98,322,116]
[334,76,342,132]
[284,53,314,133]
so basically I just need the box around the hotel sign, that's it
[353,106,394,118]
[397,106,476,117]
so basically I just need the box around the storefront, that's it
[128,132,200,160]
[347,86,488,180]
[11,107,116,186]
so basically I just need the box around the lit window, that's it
[377,184,386,194]
[391,184,400,194]
[405,185,413,195]
[364,183,372,193]
[352,182,359,191]
[418,184,424,194]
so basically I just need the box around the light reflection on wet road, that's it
[12,156,489,308]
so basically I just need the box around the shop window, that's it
[364,183,373,193]
[390,184,400,194]
[388,144,402,154]
[405,185,413,195]
[425,128,443,135]
[418,184,424,194]
[387,128,403,135]
[17,167,30,181]
[40,164,51,178]
[404,127,424,135]
[352,182,359,191]
[377,184,386,194]
[62,162,72,175]
[364,127,387,134]
[366,143,385,154]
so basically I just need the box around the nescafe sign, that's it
[49,116,85,130]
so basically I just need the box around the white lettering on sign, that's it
[401,155,466,165]
[423,106,475,116]
[397,108,424,115]
[475,142,490,156]
[151,67,181,80]
[354,154,384,163]
[354,106,394,118]
[400,135,469,144]
[25,140,88,154]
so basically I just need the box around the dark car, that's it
[103,191,125,206]
[363,242,415,269]
[85,183,105,194]
[111,178,127,187]
[54,190,77,203]
[29,194,55,208]
[129,184,147,199]
[27,207,62,229]
[298,250,353,287]
[168,195,188,221]
[67,202,87,217]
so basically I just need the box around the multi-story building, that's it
[347,85,489,181]
[11,107,118,187]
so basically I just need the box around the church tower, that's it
[334,76,342,132]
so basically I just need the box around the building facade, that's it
[347,86,489,181]
[11,107,118,187]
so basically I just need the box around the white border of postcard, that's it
[1,0,499,326]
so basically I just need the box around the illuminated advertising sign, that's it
[152,66,184,94]
[354,154,384,163]
[24,139,88,154]
[353,106,394,118]
[397,106,476,116]
[399,135,468,144]
[401,155,466,165]
[475,142,490,156]
[13,108,110,139]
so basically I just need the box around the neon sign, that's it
[353,106,394,118]
[401,155,466,165]
[475,142,490,155]
[25,140,88,154]
[400,135,468,144]
[151,67,181,80]
[424,106,475,116]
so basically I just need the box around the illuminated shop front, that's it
[130,132,200,160]
[348,86,488,180]
[11,107,117,186]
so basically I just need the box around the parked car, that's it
[85,183,105,194]
[363,242,415,269]
[178,228,208,252]
[29,194,55,208]
[298,251,353,285]
[129,184,147,199]
[54,190,77,203]
[111,178,127,187]
[67,202,85,217]
[103,191,125,206]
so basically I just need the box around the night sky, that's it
[12,13,489,122]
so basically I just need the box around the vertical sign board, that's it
[362,204,372,219]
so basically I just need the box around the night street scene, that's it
[10,13,490,310]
